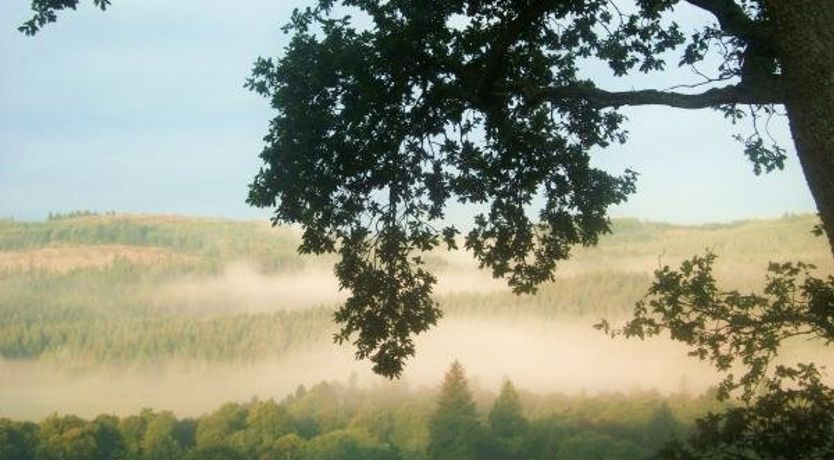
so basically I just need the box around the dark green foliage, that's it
[602,253,834,400]
[427,362,482,460]
[237,0,797,377]
[604,254,834,458]
[90,415,127,460]
[658,364,834,459]
[0,420,36,460]
[17,0,807,377]
[19,0,111,35]
[485,381,528,460]
[240,0,726,377]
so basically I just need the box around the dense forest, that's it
[0,213,830,457]
[0,213,828,368]
[0,361,724,460]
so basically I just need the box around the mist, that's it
[2,215,830,429]
[6,312,830,421]
[151,260,511,314]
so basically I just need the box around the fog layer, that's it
[7,315,831,421]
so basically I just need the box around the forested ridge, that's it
[0,213,828,367]
[0,213,830,457]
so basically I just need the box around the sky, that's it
[0,0,817,224]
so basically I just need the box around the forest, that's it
[0,360,723,460]
[0,213,828,368]
[0,213,831,458]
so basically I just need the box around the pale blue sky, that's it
[0,0,817,224]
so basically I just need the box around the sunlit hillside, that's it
[0,212,830,421]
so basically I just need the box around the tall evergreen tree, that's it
[427,361,482,460]
[486,380,528,460]
[488,381,527,438]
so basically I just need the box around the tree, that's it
[195,402,249,449]
[21,0,834,379]
[272,433,305,460]
[240,400,297,458]
[36,415,98,460]
[142,412,185,460]
[0,419,37,460]
[486,380,528,459]
[90,415,127,460]
[488,380,527,438]
[427,361,482,460]
[303,428,399,460]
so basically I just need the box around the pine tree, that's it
[488,381,527,438]
[487,380,528,460]
[427,361,482,460]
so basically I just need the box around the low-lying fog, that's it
[4,315,832,421]
[152,262,510,314]
[3,242,832,421]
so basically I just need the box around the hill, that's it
[0,212,828,368]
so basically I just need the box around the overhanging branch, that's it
[509,80,786,109]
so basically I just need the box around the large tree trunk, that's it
[764,0,834,258]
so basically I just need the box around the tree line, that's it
[1,362,712,460]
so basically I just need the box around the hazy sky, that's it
[0,0,817,224]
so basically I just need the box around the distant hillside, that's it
[0,213,828,368]
[0,212,826,272]
[0,214,315,273]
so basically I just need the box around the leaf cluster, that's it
[658,364,834,459]
[599,252,834,400]
[19,0,111,35]
[600,253,834,458]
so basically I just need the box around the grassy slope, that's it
[0,213,828,366]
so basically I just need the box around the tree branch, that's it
[508,80,786,109]
[478,1,554,97]
[684,0,755,38]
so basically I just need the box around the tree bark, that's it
[764,0,834,257]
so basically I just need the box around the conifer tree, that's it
[486,380,528,460]
[488,381,527,438]
[427,361,481,460]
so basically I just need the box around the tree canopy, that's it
[242,0,833,378]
